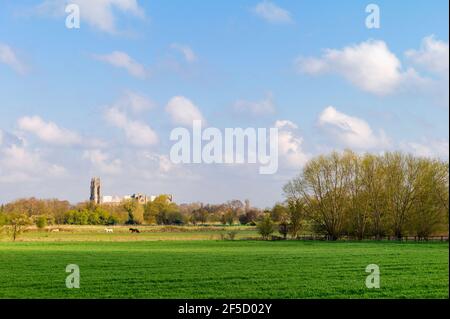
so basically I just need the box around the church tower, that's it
[90,177,101,204]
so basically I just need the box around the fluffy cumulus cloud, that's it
[166,96,206,127]
[142,152,175,174]
[406,36,450,106]
[296,36,450,97]
[253,1,293,24]
[117,150,194,182]
[406,35,449,77]
[0,43,27,74]
[170,43,197,63]
[1,144,39,174]
[0,138,66,183]
[83,149,122,175]
[93,51,148,79]
[296,40,421,95]
[114,90,156,113]
[274,120,309,168]
[318,106,390,150]
[233,92,276,115]
[105,107,158,146]
[17,116,82,145]
[36,0,144,34]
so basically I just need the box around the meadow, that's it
[0,234,447,298]
[0,225,259,242]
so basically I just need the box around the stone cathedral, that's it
[90,177,101,204]
[89,177,172,205]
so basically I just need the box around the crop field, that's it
[0,240,447,299]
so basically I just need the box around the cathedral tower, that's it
[90,177,101,204]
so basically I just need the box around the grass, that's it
[0,240,447,299]
[0,225,259,242]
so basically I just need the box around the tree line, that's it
[0,195,265,230]
[0,151,448,241]
[281,151,448,240]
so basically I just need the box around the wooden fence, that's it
[275,235,449,242]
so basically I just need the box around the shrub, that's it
[278,222,289,239]
[35,216,48,230]
[256,215,276,240]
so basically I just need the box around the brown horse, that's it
[129,228,140,233]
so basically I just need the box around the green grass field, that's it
[0,239,447,299]
[0,225,259,242]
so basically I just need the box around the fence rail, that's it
[278,235,449,242]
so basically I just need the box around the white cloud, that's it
[296,37,450,97]
[0,143,67,183]
[0,43,27,74]
[36,0,144,34]
[166,96,206,127]
[274,120,297,130]
[234,92,276,115]
[171,43,197,63]
[116,150,195,181]
[274,120,309,168]
[1,144,42,172]
[401,138,449,159]
[17,116,81,145]
[93,51,148,79]
[296,40,416,95]
[115,90,156,113]
[404,36,449,106]
[318,106,390,150]
[253,1,293,24]
[406,35,449,76]
[143,152,175,174]
[83,149,122,174]
[105,107,158,146]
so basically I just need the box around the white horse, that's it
[105,228,114,233]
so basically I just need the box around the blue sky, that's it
[0,0,448,207]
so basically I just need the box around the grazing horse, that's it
[129,228,140,233]
[105,228,113,233]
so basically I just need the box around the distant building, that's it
[90,177,101,204]
[89,177,172,205]
[101,195,123,204]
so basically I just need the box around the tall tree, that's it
[361,154,387,239]
[122,200,144,225]
[410,159,448,239]
[345,152,371,239]
[383,153,421,239]
[287,199,305,239]
[284,151,351,240]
